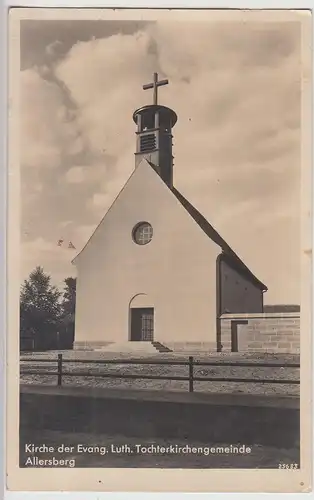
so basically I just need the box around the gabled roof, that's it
[171,187,268,292]
[73,159,267,292]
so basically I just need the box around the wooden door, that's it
[131,308,154,341]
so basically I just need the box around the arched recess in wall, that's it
[128,293,154,341]
[129,293,154,309]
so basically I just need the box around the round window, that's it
[132,222,153,245]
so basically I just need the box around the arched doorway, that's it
[129,294,154,341]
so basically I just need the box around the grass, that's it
[20,350,300,397]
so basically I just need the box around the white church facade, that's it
[73,73,267,352]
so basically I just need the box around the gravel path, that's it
[20,350,300,396]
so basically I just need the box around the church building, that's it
[73,73,267,352]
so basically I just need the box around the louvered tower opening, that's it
[133,104,177,188]
[140,133,156,153]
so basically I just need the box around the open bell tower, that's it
[133,72,177,188]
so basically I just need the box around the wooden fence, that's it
[20,354,300,393]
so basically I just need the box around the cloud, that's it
[22,237,76,285]
[21,68,83,169]
[55,32,156,158]
[20,19,302,303]
[64,162,109,186]
[74,224,97,245]
[45,40,63,57]
[60,220,73,228]
[86,146,135,214]
[65,166,86,184]
[91,193,111,209]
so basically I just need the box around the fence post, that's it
[57,353,63,386]
[188,356,194,393]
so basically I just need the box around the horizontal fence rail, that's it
[20,354,300,392]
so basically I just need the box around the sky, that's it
[20,17,302,304]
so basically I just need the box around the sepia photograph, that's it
[6,7,312,493]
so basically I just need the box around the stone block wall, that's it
[220,312,300,354]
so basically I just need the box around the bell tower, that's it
[133,72,177,188]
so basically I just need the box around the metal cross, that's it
[143,72,169,105]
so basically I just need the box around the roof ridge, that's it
[171,187,267,292]
[73,159,267,292]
